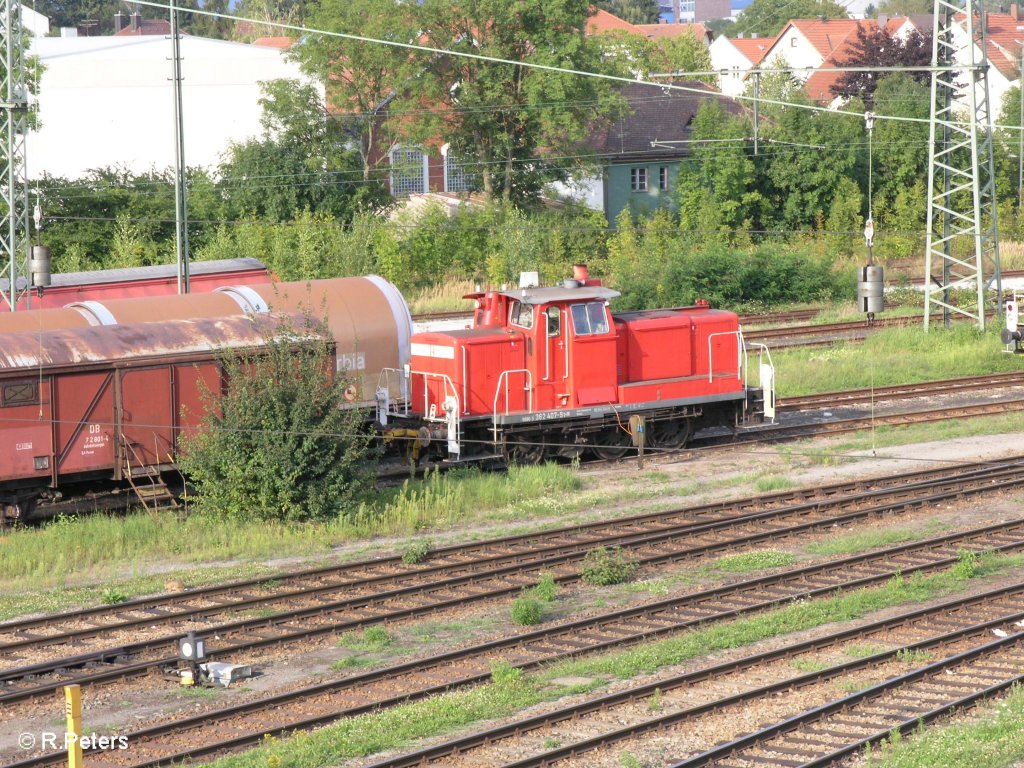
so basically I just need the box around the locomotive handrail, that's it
[707,330,743,383]
[746,340,776,422]
[410,370,460,423]
[376,367,411,417]
[492,368,533,439]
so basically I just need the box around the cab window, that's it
[510,301,534,329]
[546,306,561,337]
[570,302,609,336]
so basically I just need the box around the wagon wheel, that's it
[505,435,546,465]
[590,427,632,461]
[649,418,692,450]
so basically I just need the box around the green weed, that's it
[580,546,638,586]
[100,587,129,605]
[708,550,797,573]
[401,540,432,565]
[511,597,544,626]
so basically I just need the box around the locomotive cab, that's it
[384,277,774,463]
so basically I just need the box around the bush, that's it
[177,313,377,522]
[580,546,638,586]
[533,572,558,602]
[401,540,432,564]
[100,587,129,605]
[511,596,544,626]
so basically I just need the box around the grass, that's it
[337,627,393,653]
[0,464,583,602]
[864,684,1024,767]
[705,550,797,573]
[784,410,1024,461]
[790,657,833,672]
[404,280,477,315]
[806,522,947,556]
[845,643,891,658]
[773,324,1016,398]
[203,554,1024,768]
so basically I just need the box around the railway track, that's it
[777,371,1024,411]
[4,460,1008,657]
[693,395,1024,451]
[2,459,1022,708]
[364,582,1024,768]
[9,516,1024,768]
[673,634,1024,768]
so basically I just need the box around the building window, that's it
[630,167,648,192]
[790,36,797,47]
[442,145,476,193]
[389,145,427,197]
[659,167,669,191]
[2,380,38,407]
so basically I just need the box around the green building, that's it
[590,81,744,225]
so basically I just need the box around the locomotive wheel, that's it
[591,427,632,461]
[506,435,546,465]
[649,418,692,449]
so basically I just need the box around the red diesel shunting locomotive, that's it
[378,266,775,464]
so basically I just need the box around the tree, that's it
[414,0,622,203]
[595,0,661,24]
[291,0,419,182]
[181,0,234,39]
[32,0,165,34]
[830,23,931,106]
[876,0,934,15]
[677,100,763,237]
[645,34,715,80]
[734,0,848,38]
[178,314,377,522]
[39,167,222,271]
[217,79,385,222]
[761,92,864,230]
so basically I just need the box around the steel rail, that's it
[671,633,1024,768]
[6,519,1024,768]
[693,397,1024,450]
[778,371,1024,412]
[5,462,1008,657]
[3,464,1021,698]
[7,457,1002,644]
[368,589,1024,768]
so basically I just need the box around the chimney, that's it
[114,11,124,33]
[877,13,888,28]
[737,31,744,38]
[1013,3,1020,21]
[130,11,141,32]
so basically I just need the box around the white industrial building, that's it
[25,34,312,179]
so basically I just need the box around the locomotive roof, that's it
[496,285,620,304]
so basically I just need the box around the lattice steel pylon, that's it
[924,0,1001,330]
[0,0,29,311]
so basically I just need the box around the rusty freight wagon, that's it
[0,276,412,522]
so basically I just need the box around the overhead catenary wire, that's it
[120,0,988,132]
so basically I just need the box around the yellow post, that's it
[64,684,83,768]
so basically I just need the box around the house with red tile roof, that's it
[949,7,1023,116]
[636,22,713,45]
[113,12,170,36]
[709,33,774,96]
[585,8,642,36]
